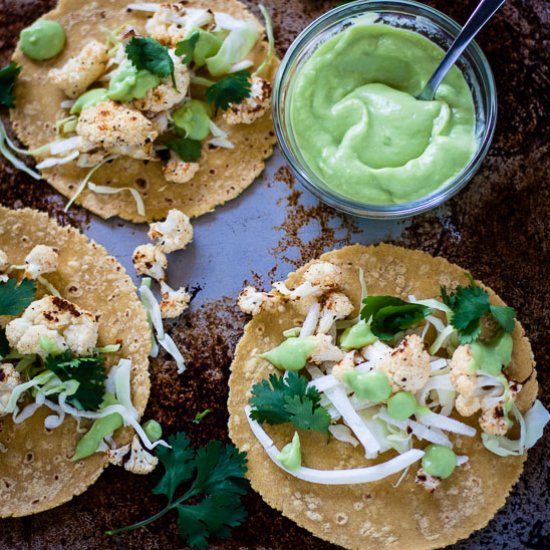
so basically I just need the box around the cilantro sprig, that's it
[106,432,248,549]
[44,351,106,411]
[0,278,36,316]
[126,37,175,83]
[175,31,200,65]
[441,275,516,344]
[360,296,431,341]
[0,62,22,108]
[165,137,202,162]
[249,372,331,432]
[205,70,252,113]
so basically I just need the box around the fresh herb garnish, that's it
[106,432,248,549]
[166,137,202,162]
[44,351,106,411]
[193,408,212,424]
[441,276,516,344]
[360,296,431,341]
[0,278,36,316]
[175,31,200,65]
[0,62,22,108]
[204,70,251,113]
[249,372,330,432]
[126,37,174,81]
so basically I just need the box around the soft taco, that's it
[228,244,549,549]
[0,206,157,517]
[6,0,277,222]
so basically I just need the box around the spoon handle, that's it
[418,0,506,100]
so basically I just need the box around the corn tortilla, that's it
[0,205,151,517]
[228,243,538,550]
[10,0,278,222]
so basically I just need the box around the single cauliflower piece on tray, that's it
[124,435,159,475]
[160,281,190,319]
[148,209,193,253]
[132,244,167,281]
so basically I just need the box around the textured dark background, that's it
[0,0,549,548]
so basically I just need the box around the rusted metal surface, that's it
[0,0,548,548]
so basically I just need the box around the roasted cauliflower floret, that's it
[0,364,21,415]
[133,54,190,112]
[5,296,98,357]
[332,351,357,381]
[124,435,159,474]
[23,245,58,280]
[237,286,279,316]
[144,4,214,46]
[449,345,482,416]
[49,40,109,98]
[415,468,441,493]
[0,249,8,283]
[132,244,167,281]
[377,334,430,393]
[318,292,354,333]
[160,281,190,319]
[148,209,193,253]
[225,76,272,125]
[163,153,200,184]
[309,333,345,365]
[479,381,521,436]
[302,261,343,292]
[76,100,158,160]
[107,443,131,466]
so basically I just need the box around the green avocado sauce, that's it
[260,336,317,372]
[421,444,457,479]
[290,24,477,205]
[342,369,391,403]
[277,432,302,470]
[20,20,66,60]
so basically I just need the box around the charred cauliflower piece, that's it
[377,334,430,393]
[449,345,482,416]
[160,281,190,319]
[133,54,190,113]
[124,435,159,474]
[237,286,279,316]
[132,244,167,281]
[5,296,98,357]
[76,100,158,160]
[0,364,21,415]
[225,77,272,125]
[415,468,441,493]
[148,209,193,253]
[309,333,346,365]
[23,245,58,280]
[145,4,214,46]
[318,292,354,334]
[49,40,108,98]
[163,153,200,184]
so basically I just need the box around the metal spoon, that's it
[417,0,505,101]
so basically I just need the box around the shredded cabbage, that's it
[253,4,274,77]
[0,120,42,180]
[87,182,146,217]
[35,150,80,170]
[246,406,424,485]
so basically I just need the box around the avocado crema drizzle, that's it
[239,264,550,490]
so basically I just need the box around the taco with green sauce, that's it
[0,206,164,517]
[228,243,549,550]
[4,0,277,222]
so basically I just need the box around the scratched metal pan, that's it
[0,0,548,548]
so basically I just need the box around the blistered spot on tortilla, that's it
[228,244,537,550]
[10,0,279,222]
[0,206,151,517]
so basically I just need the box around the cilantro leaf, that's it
[126,37,174,79]
[204,70,251,113]
[177,493,247,550]
[44,351,106,411]
[0,278,36,316]
[175,31,200,65]
[107,432,249,548]
[0,62,22,108]
[193,408,211,424]
[153,432,195,501]
[166,137,202,162]
[441,278,517,344]
[490,305,517,333]
[360,296,431,341]
[249,372,330,433]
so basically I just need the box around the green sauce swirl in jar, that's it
[290,23,477,205]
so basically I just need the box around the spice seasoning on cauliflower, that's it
[132,244,167,281]
[224,76,272,125]
[23,245,58,279]
[5,295,99,357]
[160,281,190,319]
[0,364,21,415]
[148,209,193,253]
[124,434,159,474]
